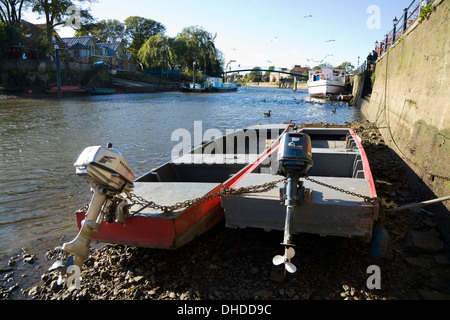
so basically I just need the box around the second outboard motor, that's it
[272,132,313,274]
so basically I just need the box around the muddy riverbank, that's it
[1,120,449,301]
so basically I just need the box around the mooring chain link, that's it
[78,176,378,215]
[303,176,378,203]
[128,177,288,214]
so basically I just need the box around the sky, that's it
[22,0,416,70]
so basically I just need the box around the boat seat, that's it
[308,148,362,178]
[130,182,221,216]
[172,153,259,165]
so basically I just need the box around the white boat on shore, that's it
[308,68,346,98]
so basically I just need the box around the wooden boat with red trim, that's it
[72,124,290,250]
[222,127,379,243]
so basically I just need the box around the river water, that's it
[0,86,362,260]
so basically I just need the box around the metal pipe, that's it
[282,175,299,246]
[385,196,450,213]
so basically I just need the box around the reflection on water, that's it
[0,87,361,258]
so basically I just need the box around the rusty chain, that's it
[78,176,378,215]
[128,177,288,214]
[303,176,378,203]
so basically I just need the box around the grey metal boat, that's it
[221,127,380,273]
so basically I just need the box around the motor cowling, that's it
[276,132,313,177]
[74,144,134,193]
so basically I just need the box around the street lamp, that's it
[54,44,62,98]
[393,17,398,43]
[193,61,196,93]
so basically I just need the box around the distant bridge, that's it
[223,68,308,80]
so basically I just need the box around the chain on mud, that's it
[78,177,378,215]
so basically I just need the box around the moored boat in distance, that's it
[308,68,346,98]
[62,124,289,267]
[88,88,116,95]
[46,86,86,94]
[205,76,238,92]
[180,82,205,92]
[180,77,238,93]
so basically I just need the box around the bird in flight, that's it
[304,15,313,18]
[319,54,334,63]
[306,54,334,64]
[209,32,217,43]
[325,39,335,43]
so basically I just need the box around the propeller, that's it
[273,247,297,273]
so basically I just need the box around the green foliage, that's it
[76,19,127,47]
[138,25,224,77]
[336,61,355,73]
[263,66,275,78]
[30,0,94,43]
[244,67,262,82]
[419,3,435,21]
[124,16,166,55]
[312,62,333,70]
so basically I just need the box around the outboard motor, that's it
[272,133,313,274]
[62,144,134,268]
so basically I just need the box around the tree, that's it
[336,61,355,74]
[175,26,223,76]
[247,67,262,82]
[0,0,26,24]
[138,25,224,77]
[30,0,94,43]
[124,16,165,55]
[138,33,175,69]
[76,19,127,46]
[0,21,24,56]
[312,62,334,70]
[263,66,275,81]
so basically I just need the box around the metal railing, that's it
[377,0,427,57]
[354,61,368,75]
[355,0,432,75]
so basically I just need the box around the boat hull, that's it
[308,81,345,97]
[205,87,238,93]
[76,189,225,249]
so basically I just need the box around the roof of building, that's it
[68,42,89,50]
[291,65,310,73]
[97,43,122,57]
[62,37,94,47]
